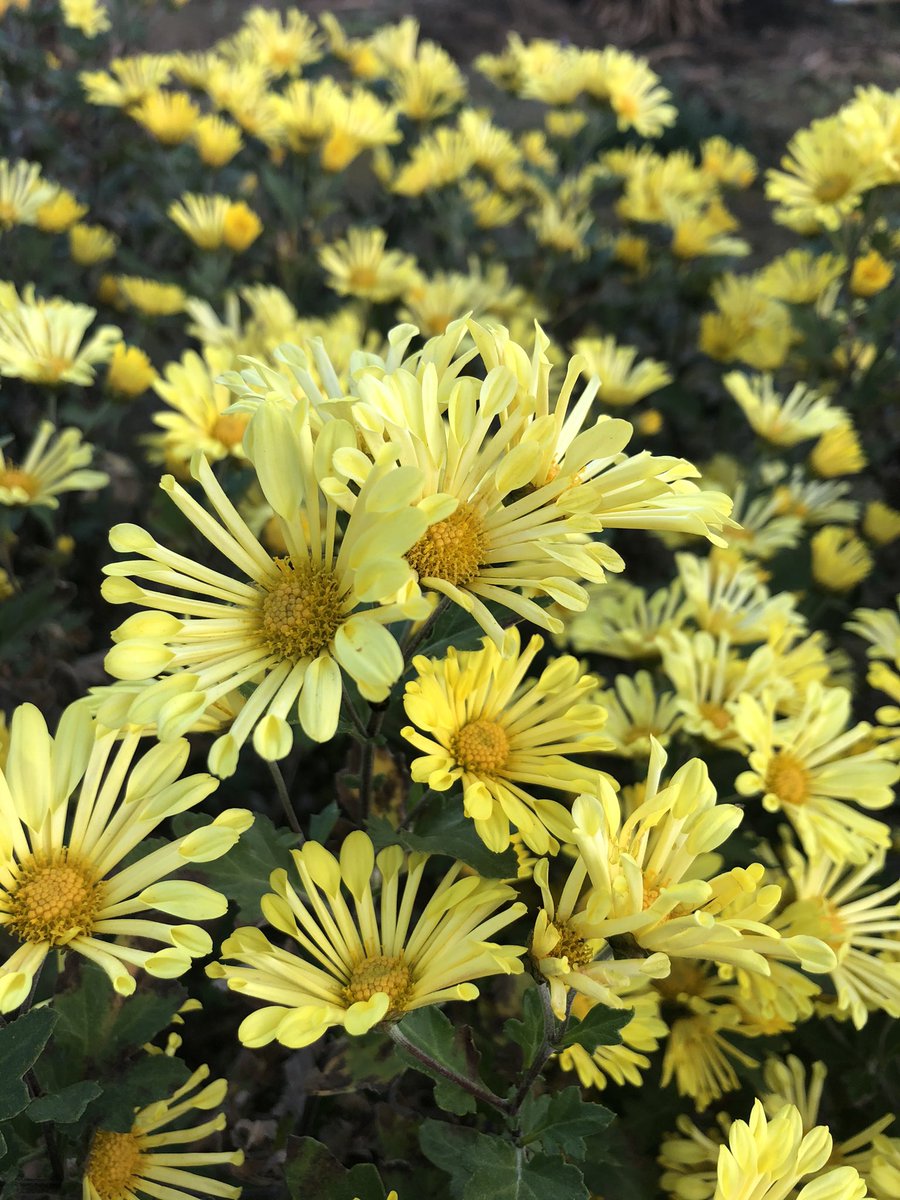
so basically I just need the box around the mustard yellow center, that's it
[7,851,103,946]
[344,954,413,1018]
[699,701,731,732]
[348,265,378,291]
[452,718,509,775]
[552,921,596,970]
[406,503,487,587]
[815,173,852,203]
[613,93,640,120]
[0,467,39,498]
[257,559,344,662]
[0,200,17,225]
[85,1130,143,1200]
[765,752,810,807]
[211,411,250,449]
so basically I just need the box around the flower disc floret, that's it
[406,502,487,587]
[7,852,103,946]
[258,560,344,661]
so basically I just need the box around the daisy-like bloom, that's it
[572,335,672,408]
[35,187,87,233]
[676,551,800,645]
[220,4,323,76]
[851,249,894,297]
[319,227,420,303]
[319,85,401,173]
[83,1065,243,1200]
[571,741,835,982]
[559,982,667,1091]
[712,1099,871,1200]
[700,137,757,188]
[734,684,898,864]
[193,114,244,168]
[104,401,432,775]
[107,343,156,398]
[131,90,200,145]
[390,41,467,121]
[809,421,867,477]
[699,274,793,372]
[712,478,803,561]
[659,630,787,749]
[390,125,475,196]
[527,196,593,261]
[769,467,859,527]
[659,1112,731,1200]
[864,501,900,546]
[116,276,186,317]
[773,845,900,1029]
[60,0,110,39]
[151,346,250,466]
[210,831,526,1048]
[766,113,885,233]
[658,990,760,1112]
[563,580,689,660]
[460,179,524,229]
[811,526,873,593]
[222,202,262,253]
[0,421,107,508]
[0,158,59,230]
[584,46,676,137]
[81,54,173,108]
[0,285,121,384]
[847,600,900,665]
[0,701,251,1011]
[756,249,846,304]
[723,373,843,448]
[596,671,682,758]
[69,221,117,265]
[168,194,232,251]
[402,628,612,855]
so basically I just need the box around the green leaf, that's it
[284,1136,386,1200]
[172,810,298,921]
[393,1008,482,1116]
[90,1054,191,1133]
[309,799,339,843]
[368,792,516,878]
[420,1122,588,1200]
[556,1004,630,1054]
[517,1087,614,1159]
[27,1080,102,1124]
[504,985,545,1069]
[0,1008,58,1121]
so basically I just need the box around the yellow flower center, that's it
[452,718,509,775]
[348,265,378,290]
[765,752,810,807]
[34,354,73,384]
[654,959,709,1003]
[0,200,18,225]
[612,93,640,121]
[7,851,103,946]
[406,502,487,587]
[698,701,731,732]
[0,466,40,498]
[552,921,597,970]
[344,954,413,1018]
[815,173,852,203]
[85,1130,143,1200]
[211,411,250,449]
[258,559,344,662]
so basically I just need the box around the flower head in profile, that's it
[81,55,173,108]
[115,276,186,317]
[0,158,59,230]
[0,702,251,1012]
[107,343,156,398]
[0,420,108,508]
[734,684,897,864]
[150,346,250,466]
[0,285,121,384]
[724,373,844,448]
[69,221,118,265]
[319,226,420,303]
[83,1065,243,1200]
[131,90,200,145]
[210,831,525,1048]
[403,628,612,855]
[104,401,431,775]
[811,526,873,593]
[756,249,846,304]
[809,420,867,477]
[572,334,672,408]
[562,579,689,660]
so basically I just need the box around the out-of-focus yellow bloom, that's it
[60,0,110,38]
[0,285,121,384]
[832,337,877,373]
[131,89,199,144]
[596,671,682,758]
[107,343,156,397]
[637,408,663,436]
[391,41,466,120]
[700,136,757,188]
[723,372,844,447]
[320,85,401,172]
[0,421,107,508]
[545,107,588,138]
[864,500,900,545]
[573,334,672,407]
[560,984,667,1093]
[585,46,677,137]
[116,276,186,316]
[809,420,867,477]
[563,579,689,660]
[193,114,244,167]
[735,683,895,863]
[0,158,59,230]
[669,199,749,260]
[150,346,250,465]
[519,129,557,170]
[219,5,323,76]
[391,125,474,195]
[613,233,650,273]
[460,178,523,228]
[168,193,259,252]
[528,197,592,260]
[222,200,262,251]
[757,249,846,304]
[69,221,117,265]
[811,526,873,592]
[35,188,87,233]
[81,54,173,107]
[319,226,419,303]
[850,249,894,297]
[699,274,794,370]
[83,1066,243,1200]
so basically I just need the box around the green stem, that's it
[267,759,303,841]
[401,596,451,668]
[507,983,560,1118]
[388,1023,512,1115]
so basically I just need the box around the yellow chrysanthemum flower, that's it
[585,46,676,137]
[0,158,59,229]
[116,276,186,316]
[676,551,799,645]
[81,54,173,108]
[596,671,682,758]
[402,628,612,855]
[756,248,846,304]
[0,420,107,508]
[700,136,757,188]
[107,342,156,397]
[222,200,262,251]
[668,198,749,261]
[390,41,467,120]
[459,178,524,229]
[811,526,873,592]
[83,1065,243,1200]
[734,684,898,864]
[69,221,117,265]
[210,831,525,1047]
[0,284,120,384]
[769,466,859,527]
[319,85,401,172]
[847,600,900,666]
[319,227,420,303]
[572,334,672,407]
[560,983,666,1091]
[864,501,900,546]
[60,0,110,38]
[850,249,895,297]
[192,114,244,167]
[35,187,87,233]
[220,4,322,76]
[391,125,475,196]
[809,420,867,477]
[151,346,250,465]
[168,193,231,250]
[699,275,793,371]
[131,89,199,145]
[0,701,251,1011]
[104,405,431,775]
[723,373,843,448]
[562,580,689,660]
